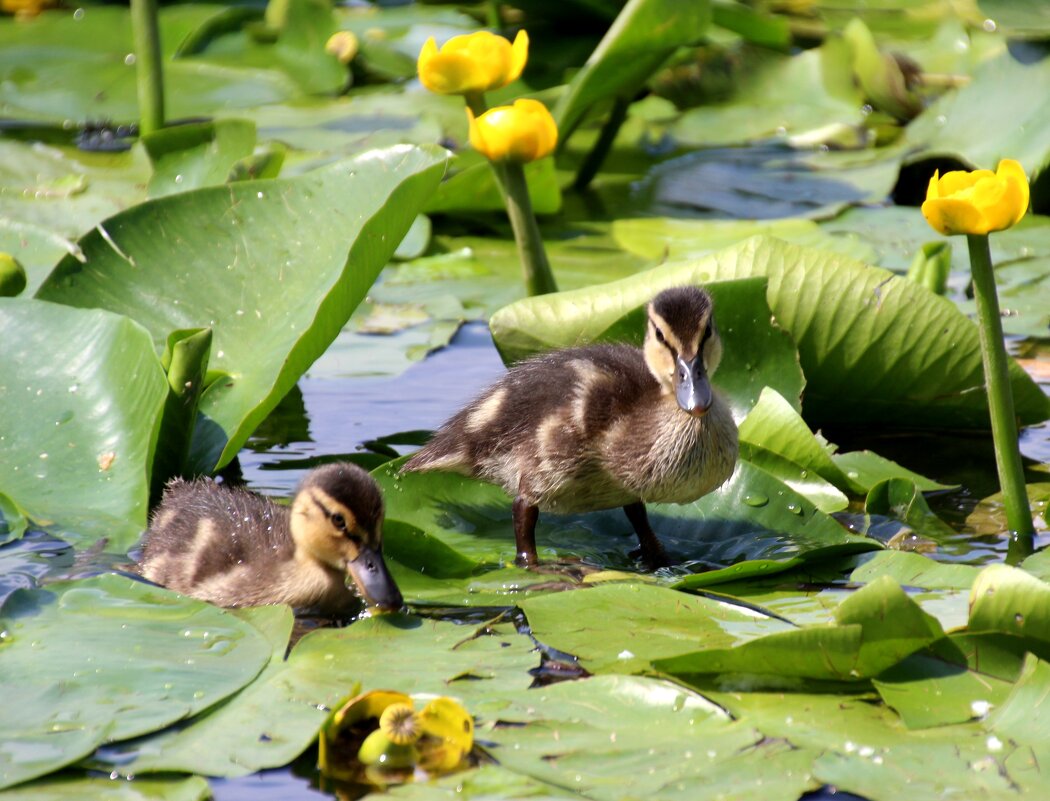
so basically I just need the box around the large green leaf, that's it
[38,145,448,471]
[612,216,875,263]
[968,564,1050,645]
[657,576,945,683]
[850,550,981,590]
[0,300,167,550]
[669,45,864,148]
[486,675,819,801]
[988,654,1050,745]
[0,140,151,244]
[142,119,259,198]
[520,583,794,673]
[490,236,1050,429]
[0,775,211,801]
[904,53,1050,178]
[873,636,1020,729]
[553,0,711,143]
[0,575,273,789]
[0,6,299,123]
[94,614,539,779]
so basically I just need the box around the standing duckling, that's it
[403,285,738,568]
[139,462,403,615]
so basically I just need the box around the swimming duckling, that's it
[139,463,403,615]
[403,285,738,569]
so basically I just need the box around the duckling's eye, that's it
[331,513,347,531]
[653,325,666,345]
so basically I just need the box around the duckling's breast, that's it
[603,392,738,505]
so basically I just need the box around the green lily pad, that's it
[91,606,336,779]
[657,576,945,683]
[669,45,864,148]
[490,236,1050,429]
[0,300,167,550]
[832,449,953,494]
[38,145,448,472]
[520,583,795,673]
[488,674,820,801]
[969,564,1050,645]
[0,575,273,790]
[873,635,1019,729]
[865,477,957,540]
[0,140,151,243]
[93,614,538,779]
[904,53,1050,178]
[0,775,211,801]
[850,549,981,590]
[142,119,259,198]
[0,6,299,124]
[612,216,876,263]
[975,0,1050,39]
[988,654,1050,745]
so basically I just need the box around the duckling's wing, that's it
[403,343,658,477]
[140,480,292,591]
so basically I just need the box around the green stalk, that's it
[573,94,630,192]
[466,94,558,296]
[499,160,558,296]
[131,0,165,136]
[966,233,1034,557]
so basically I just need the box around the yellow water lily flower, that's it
[418,30,528,95]
[1,0,56,17]
[467,99,558,164]
[325,31,359,65]
[922,159,1029,236]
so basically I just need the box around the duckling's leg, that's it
[512,496,540,567]
[623,502,669,569]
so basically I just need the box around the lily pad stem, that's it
[967,233,1034,554]
[573,94,630,192]
[131,0,165,136]
[465,94,558,296]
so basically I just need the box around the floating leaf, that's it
[0,300,167,550]
[850,550,980,590]
[142,119,258,198]
[904,53,1050,178]
[520,583,794,673]
[38,145,448,472]
[865,478,956,540]
[0,576,273,789]
[657,576,945,683]
[0,775,211,801]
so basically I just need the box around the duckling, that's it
[139,463,403,615]
[403,285,738,569]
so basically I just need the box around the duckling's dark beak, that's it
[674,353,713,417]
[347,546,403,612]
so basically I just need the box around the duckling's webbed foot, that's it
[512,496,540,568]
[624,502,670,569]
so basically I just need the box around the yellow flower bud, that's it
[417,30,528,96]
[921,159,1029,236]
[467,99,558,164]
[325,31,359,65]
